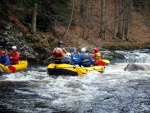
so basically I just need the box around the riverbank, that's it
[26,32,150,51]
[100,40,150,50]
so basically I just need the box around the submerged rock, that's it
[124,64,145,71]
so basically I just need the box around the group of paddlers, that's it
[0,46,20,66]
[53,41,105,67]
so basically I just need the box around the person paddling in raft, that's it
[92,48,105,66]
[0,50,10,66]
[70,47,80,65]
[75,48,93,67]
[52,41,72,64]
[9,46,20,65]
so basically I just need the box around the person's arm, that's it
[13,52,20,60]
[91,54,96,58]
[70,53,74,59]
[89,54,94,63]
[58,49,71,59]
[75,55,82,64]
[4,56,10,65]
[62,48,67,54]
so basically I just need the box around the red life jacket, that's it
[52,47,63,60]
[95,52,102,61]
[9,51,20,64]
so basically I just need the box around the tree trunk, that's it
[113,0,117,39]
[80,0,84,17]
[117,0,122,39]
[100,0,106,40]
[124,0,131,40]
[122,0,125,41]
[31,3,37,35]
[144,0,148,13]
[63,0,75,37]
[82,0,89,39]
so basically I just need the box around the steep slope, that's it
[49,0,150,49]
[1,0,150,50]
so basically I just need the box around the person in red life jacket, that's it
[9,46,20,65]
[92,48,105,66]
[0,50,10,66]
[52,41,71,64]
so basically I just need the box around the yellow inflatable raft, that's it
[0,60,28,73]
[47,63,105,76]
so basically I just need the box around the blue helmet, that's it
[72,47,77,51]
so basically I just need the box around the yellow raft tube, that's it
[0,60,28,73]
[47,63,105,76]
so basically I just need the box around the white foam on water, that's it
[0,50,149,111]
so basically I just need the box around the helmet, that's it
[72,47,77,51]
[66,52,71,56]
[81,48,86,52]
[58,41,64,46]
[12,46,17,50]
[94,48,99,53]
[0,50,6,54]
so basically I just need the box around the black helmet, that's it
[58,41,64,46]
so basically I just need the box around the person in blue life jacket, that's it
[70,47,80,65]
[75,48,93,67]
[0,50,10,66]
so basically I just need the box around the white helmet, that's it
[81,48,86,52]
[66,52,71,56]
[12,46,17,50]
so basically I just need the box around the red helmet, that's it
[0,50,6,54]
[94,48,99,53]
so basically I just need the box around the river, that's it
[0,49,150,113]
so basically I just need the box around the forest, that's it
[0,0,150,49]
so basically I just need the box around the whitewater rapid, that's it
[0,49,149,113]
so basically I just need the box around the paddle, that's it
[102,59,110,64]
[8,65,16,72]
[95,61,106,66]
[76,68,83,77]
[64,65,83,77]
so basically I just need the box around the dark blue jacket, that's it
[70,52,79,64]
[75,53,93,66]
[0,55,10,66]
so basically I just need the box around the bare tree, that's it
[124,0,132,40]
[117,0,122,39]
[100,0,106,40]
[31,3,37,35]
[122,0,126,41]
[63,0,75,37]
[82,0,89,39]
[113,0,117,39]
[80,0,84,17]
[144,0,149,13]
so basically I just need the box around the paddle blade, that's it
[95,61,106,66]
[102,59,110,64]
[8,66,16,72]
[76,68,83,77]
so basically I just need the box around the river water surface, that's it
[0,49,150,113]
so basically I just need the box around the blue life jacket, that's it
[76,53,93,66]
[0,55,10,66]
